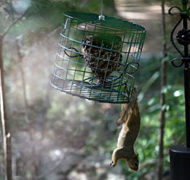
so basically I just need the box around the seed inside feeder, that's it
[82,34,122,83]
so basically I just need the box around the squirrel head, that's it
[126,154,139,171]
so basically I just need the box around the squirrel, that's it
[110,90,140,171]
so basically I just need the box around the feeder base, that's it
[170,146,190,180]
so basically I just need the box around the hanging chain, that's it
[99,0,105,20]
[101,0,103,16]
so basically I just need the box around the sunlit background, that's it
[0,0,186,179]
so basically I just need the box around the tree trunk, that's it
[16,38,29,123]
[157,0,167,180]
[0,36,12,180]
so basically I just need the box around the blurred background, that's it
[0,0,186,179]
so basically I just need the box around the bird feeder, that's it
[50,12,146,103]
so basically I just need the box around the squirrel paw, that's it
[110,161,116,168]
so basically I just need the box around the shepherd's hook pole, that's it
[169,0,190,179]
[181,0,190,148]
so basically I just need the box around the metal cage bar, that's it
[50,12,146,103]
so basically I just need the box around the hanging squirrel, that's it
[110,89,140,171]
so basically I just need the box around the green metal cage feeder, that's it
[50,12,146,103]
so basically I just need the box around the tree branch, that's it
[2,12,26,38]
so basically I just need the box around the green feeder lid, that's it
[64,11,146,32]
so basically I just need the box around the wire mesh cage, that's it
[50,12,146,103]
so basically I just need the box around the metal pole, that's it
[169,0,190,179]
[182,0,190,148]
[184,62,190,148]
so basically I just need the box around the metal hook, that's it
[169,6,182,15]
[64,47,82,58]
[171,58,184,68]
[126,62,140,75]
[169,16,184,57]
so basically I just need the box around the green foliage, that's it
[10,0,76,38]
[27,0,75,25]
[1,0,187,179]
[9,0,117,44]
[166,0,184,7]
[143,0,183,6]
